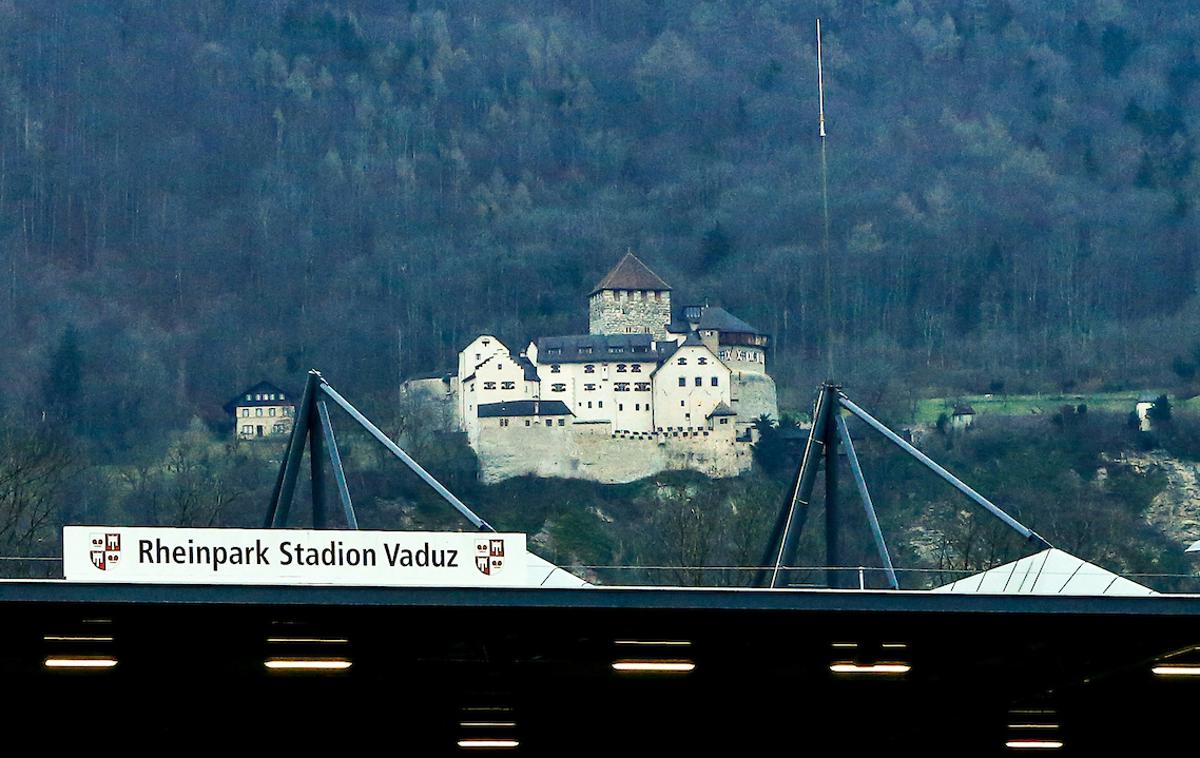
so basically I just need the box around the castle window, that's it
[677,357,687,365]
[580,346,593,355]
[619,404,624,411]
[501,381,515,390]
[720,417,729,425]
[269,408,277,417]
[241,425,252,435]
[558,418,565,426]
[634,404,639,411]
[617,364,627,372]
[525,419,531,427]
[546,419,552,427]
[242,409,249,417]
[598,401,604,408]
[630,364,642,372]
[588,401,592,408]
[694,377,702,386]
[284,407,292,416]
[256,408,264,417]
[551,383,566,392]
[484,381,497,390]
[245,394,252,401]
[678,377,685,387]
[584,383,596,391]
[635,382,650,391]
[615,383,630,392]
[681,401,685,407]
[584,364,595,373]
[550,364,561,373]
[500,418,509,427]
[711,377,719,387]
[273,423,287,434]
[698,357,707,365]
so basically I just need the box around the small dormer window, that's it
[245,394,251,401]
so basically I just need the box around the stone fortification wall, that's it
[473,424,751,484]
[731,371,779,425]
[588,290,671,340]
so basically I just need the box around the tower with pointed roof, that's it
[588,252,672,340]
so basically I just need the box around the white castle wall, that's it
[731,370,779,427]
[473,421,751,484]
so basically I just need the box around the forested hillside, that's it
[1,0,1198,448]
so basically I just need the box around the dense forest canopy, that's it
[0,0,1197,452]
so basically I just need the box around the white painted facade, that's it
[535,359,656,432]
[461,351,538,436]
[651,342,731,432]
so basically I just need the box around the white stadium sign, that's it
[63,526,527,587]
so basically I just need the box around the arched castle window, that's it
[617,364,627,372]
[630,364,642,373]
[584,364,595,373]
[551,383,566,392]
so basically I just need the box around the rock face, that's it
[1123,451,1200,548]
[472,422,752,484]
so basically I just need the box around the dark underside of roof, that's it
[4,583,1200,752]
[537,333,673,363]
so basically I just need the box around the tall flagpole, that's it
[817,19,833,380]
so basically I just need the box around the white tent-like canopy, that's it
[527,552,591,588]
[932,548,1156,596]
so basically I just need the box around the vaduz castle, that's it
[405,253,778,483]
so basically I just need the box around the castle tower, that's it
[588,252,672,340]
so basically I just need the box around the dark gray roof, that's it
[590,252,671,295]
[224,381,294,414]
[405,370,452,382]
[515,355,540,382]
[478,400,573,418]
[953,404,976,416]
[707,402,737,418]
[697,306,764,336]
[537,334,667,363]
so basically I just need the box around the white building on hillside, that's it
[422,252,779,482]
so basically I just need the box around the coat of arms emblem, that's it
[89,532,121,571]
[475,538,505,576]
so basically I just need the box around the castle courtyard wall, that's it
[473,423,751,484]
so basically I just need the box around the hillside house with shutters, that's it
[224,381,295,440]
